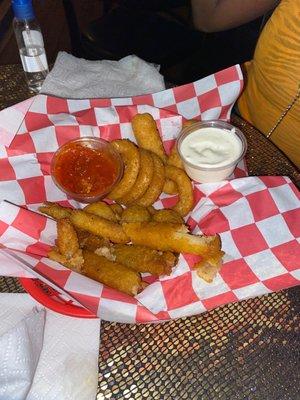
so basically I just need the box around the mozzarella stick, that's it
[194,253,224,283]
[132,113,167,162]
[55,219,84,269]
[82,250,145,296]
[122,221,222,257]
[70,210,129,244]
[96,244,176,276]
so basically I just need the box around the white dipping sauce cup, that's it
[177,120,247,183]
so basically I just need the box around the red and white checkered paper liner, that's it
[0,64,299,323]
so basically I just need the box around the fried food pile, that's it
[40,201,224,296]
[104,113,194,217]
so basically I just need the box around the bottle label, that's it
[22,30,44,47]
[20,51,48,73]
[20,30,48,73]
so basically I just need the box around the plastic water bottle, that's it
[12,0,49,93]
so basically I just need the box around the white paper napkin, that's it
[0,293,101,400]
[0,308,45,400]
[41,52,166,99]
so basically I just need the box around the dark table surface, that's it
[0,64,299,400]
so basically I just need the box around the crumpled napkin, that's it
[0,293,100,400]
[41,51,166,98]
[0,308,45,400]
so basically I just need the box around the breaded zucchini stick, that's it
[84,201,118,221]
[39,202,72,219]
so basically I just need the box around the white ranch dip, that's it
[179,127,244,183]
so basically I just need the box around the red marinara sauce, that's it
[51,138,123,202]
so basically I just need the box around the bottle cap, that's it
[12,0,35,20]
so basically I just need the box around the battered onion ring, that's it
[167,144,184,169]
[165,165,194,217]
[163,179,178,195]
[136,152,165,207]
[120,148,154,205]
[132,113,167,162]
[108,139,140,201]
[162,144,185,194]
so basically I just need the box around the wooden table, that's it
[0,64,299,400]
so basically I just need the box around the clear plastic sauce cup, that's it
[51,137,123,203]
[177,120,247,183]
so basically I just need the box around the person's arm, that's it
[191,0,279,32]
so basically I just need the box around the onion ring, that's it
[120,148,154,204]
[165,165,194,216]
[108,139,140,201]
[167,145,184,169]
[136,152,165,207]
[163,179,178,195]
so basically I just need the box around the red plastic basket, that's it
[19,278,97,318]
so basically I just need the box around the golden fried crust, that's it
[108,244,176,276]
[162,179,178,195]
[48,247,83,272]
[167,145,184,169]
[108,139,140,200]
[132,113,167,162]
[110,203,123,218]
[84,201,118,221]
[77,230,110,252]
[152,209,184,224]
[39,202,72,220]
[162,122,195,194]
[122,221,221,256]
[82,250,144,296]
[56,218,79,259]
[120,205,151,223]
[165,165,194,217]
[136,152,165,207]
[147,206,157,215]
[70,210,129,244]
[48,248,69,266]
[120,148,154,204]
[194,251,224,283]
